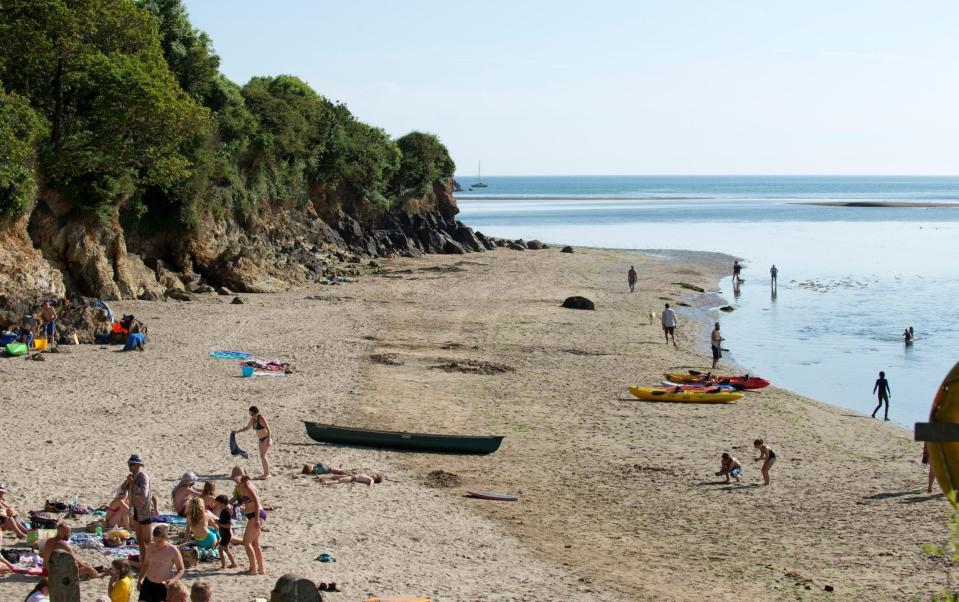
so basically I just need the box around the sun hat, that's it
[127,454,145,465]
[179,471,197,485]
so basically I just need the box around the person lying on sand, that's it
[301,463,352,476]
[318,473,383,486]
[104,489,130,529]
[42,522,104,579]
[716,453,743,483]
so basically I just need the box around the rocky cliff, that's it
[0,178,494,328]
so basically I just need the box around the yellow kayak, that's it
[928,361,959,494]
[628,386,742,404]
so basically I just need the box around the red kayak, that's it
[713,375,770,390]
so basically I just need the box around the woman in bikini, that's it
[754,439,777,486]
[104,489,130,529]
[184,498,219,551]
[235,475,265,575]
[233,406,272,479]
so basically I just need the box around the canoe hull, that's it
[663,373,770,390]
[303,421,503,454]
[929,362,959,494]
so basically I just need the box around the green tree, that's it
[0,88,46,218]
[0,0,208,220]
[392,131,456,198]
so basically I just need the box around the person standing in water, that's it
[627,266,638,293]
[710,322,724,369]
[871,371,891,421]
[661,303,677,347]
[770,264,778,289]
[234,406,272,479]
[733,261,742,284]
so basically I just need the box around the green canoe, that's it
[304,421,504,455]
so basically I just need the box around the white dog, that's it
[648,311,656,325]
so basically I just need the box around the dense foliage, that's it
[0,0,453,228]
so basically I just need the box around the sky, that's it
[183,1,959,176]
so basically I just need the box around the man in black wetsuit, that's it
[872,371,891,421]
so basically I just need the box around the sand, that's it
[0,246,952,601]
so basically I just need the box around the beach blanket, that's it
[153,514,187,527]
[240,359,292,373]
[230,431,250,459]
[210,350,252,360]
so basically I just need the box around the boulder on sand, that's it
[526,240,545,250]
[561,296,595,310]
[561,246,574,254]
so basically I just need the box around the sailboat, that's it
[472,161,488,188]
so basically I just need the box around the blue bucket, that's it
[241,365,254,378]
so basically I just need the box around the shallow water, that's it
[457,176,959,426]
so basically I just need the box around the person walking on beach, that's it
[710,322,724,369]
[871,371,891,421]
[733,260,742,284]
[661,303,677,347]
[233,406,272,479]
[122,454,153,559]
[753,439,776,486]
[137,525,184,602]
[627,266,638,293]
[770,264,778,289]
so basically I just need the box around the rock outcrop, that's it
[561,296,595,310]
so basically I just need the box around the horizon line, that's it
[453,173,959,178]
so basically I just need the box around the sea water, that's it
[456,176,959,427]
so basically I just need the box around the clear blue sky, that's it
[183,1,959,176]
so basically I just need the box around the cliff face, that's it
[0,178,492,326]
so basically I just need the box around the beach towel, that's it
[210,350,252,360]
[230,432,250,459]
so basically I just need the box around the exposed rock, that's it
[216,286,233,296]
[507,242,526,251]
[452,225,483,252]
[0,212,65,329]
[231,296,245,305]
[512,239,528,250]
[526,240,545,250]
[193,284,215,294]
[562,296,595,310]
[442,239,467,255]
[157,269,185,292]
[561,246,574,254]
[673,282,705,293]
[719,305,735,312]
[166,289,193,302]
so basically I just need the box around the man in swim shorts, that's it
[137,525,184,602]
[711,322,724,369]
[661,303,677,347]
[40,301,57,349]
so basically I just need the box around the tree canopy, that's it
[0,0,454,228]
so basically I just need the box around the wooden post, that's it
[48,549,80,602]
[270,573,322,602]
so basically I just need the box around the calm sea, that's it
[456,176,959,427]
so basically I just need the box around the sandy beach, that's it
[0,246,952,601]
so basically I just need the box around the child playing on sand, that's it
[319,473,383,486]
[212,495,238,569]
[716,453,742,483]
[754,439,776,485]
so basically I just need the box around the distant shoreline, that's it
[796,200,959,207]
[456,195,713,201]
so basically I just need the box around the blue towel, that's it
[123,332,145,350]
[210,350,252,360]
[230,432,249,459]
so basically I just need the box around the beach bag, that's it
[28,511,59,529]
